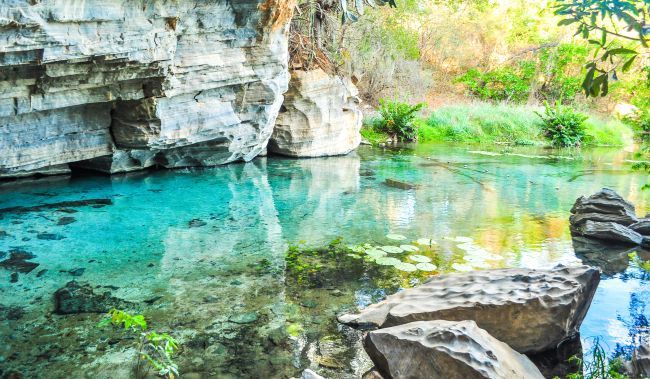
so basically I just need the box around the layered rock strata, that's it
[338,265,600,354]
[0,0,292,177]
[569,188,650,246]
[269,68,362,157]
[365,320,544,379]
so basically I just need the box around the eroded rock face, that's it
[338,265,600,354]
[631,342,650,379]
[0,0,292,177]
[365,320,544,379]
[269,69,362,157]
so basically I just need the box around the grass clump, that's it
[561,337,629,379]
[418,102,632,147]
[420,102,544,145]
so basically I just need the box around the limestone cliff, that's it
[0,0,292,177]
[269,69,362,157]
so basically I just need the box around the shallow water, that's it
[0,144,649,378]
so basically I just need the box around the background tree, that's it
[554,0,649,97]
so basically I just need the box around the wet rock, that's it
[56,217,77,226]
[629,219,650,235]
[53,281,131,315]
[36,233,65,241]
[570,188,638,226]
[383,179,418,190]
[339,265,599,354]
[365,320,544,379]
[0,199,112,214]
[188,219,207,228]
[301,369,327,379]
[0,249,39,273]
[573,220,643,245]
[68,268,85,277]
[0,305,25,321]
[228,312,259,324]
[631,342,650,378]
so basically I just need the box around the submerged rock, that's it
[53,281,130,315]
[36,233,65,241]
[365,320,544,379]
[188,219,207,228]
[339,265,600,354]
[0,249,39,273]
[383,179,418,190]
[228,312,259,324]
[56,217,76,226]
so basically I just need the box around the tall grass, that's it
[417,102,633,147]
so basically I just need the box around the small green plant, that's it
[629,252,650,271]
[560,337,629,379]
[375,99,425,142]
[536,101,588,147]
[98,309,180,379]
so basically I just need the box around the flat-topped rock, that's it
[365,320,544,379]
[573,220,644,245]
[339,265,600,353]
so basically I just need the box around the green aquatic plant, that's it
[629,252,650,271]
[560,337,629,379]
[98,309,180,379]
[375,99,426,142]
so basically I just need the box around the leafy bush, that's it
[98,309,180,379]
[536,101,588,147]
[374,99,425,141]
[455,61,536,103]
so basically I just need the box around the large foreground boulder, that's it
[365,320,544,379]
[339,265,600,353]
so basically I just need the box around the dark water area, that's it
[0,144,648,378]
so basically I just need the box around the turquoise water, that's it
[0,144,649,378]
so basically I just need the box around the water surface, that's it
[0,144,648,378]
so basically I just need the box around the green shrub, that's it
[375,99,425,141]
[562,337,629,379]
[536,101,588,147]
[455,61,536,103]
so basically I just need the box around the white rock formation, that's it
[0,0,292,177]
[269,69,362,157]
[339,265,600,354]
[365,320,544,379]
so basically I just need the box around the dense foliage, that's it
[536,101,589,147]
[374,99,425,141]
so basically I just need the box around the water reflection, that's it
[0,144,648,377]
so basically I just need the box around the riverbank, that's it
[362,102,635,147]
